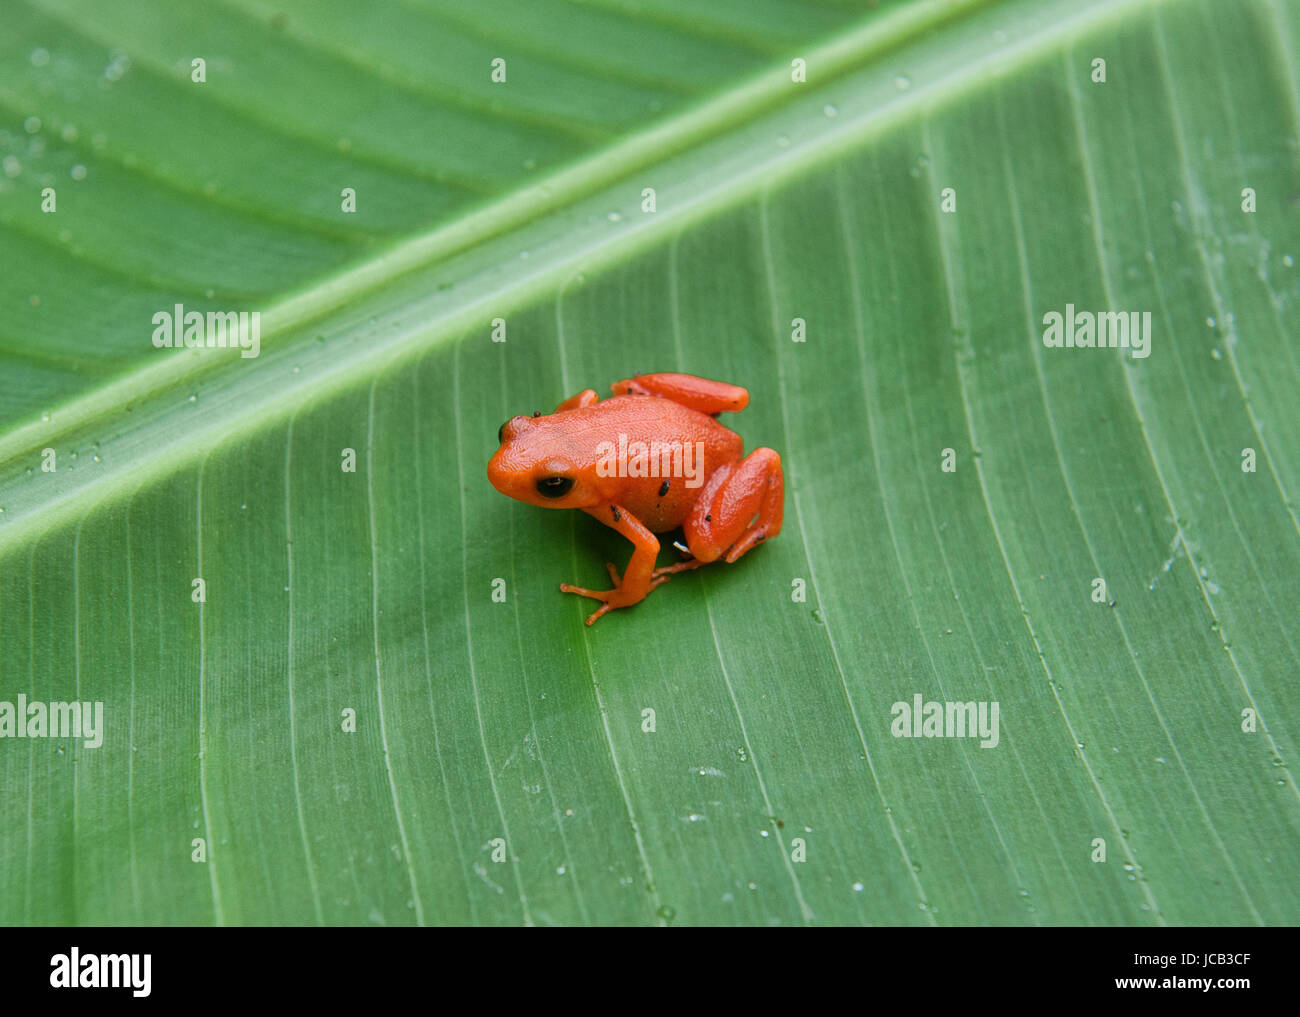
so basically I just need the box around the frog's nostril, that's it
[499,413,539,446]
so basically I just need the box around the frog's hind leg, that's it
[612,374,748,416]
[554,388,599,412]
[681,447,784,565]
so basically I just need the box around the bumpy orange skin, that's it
[487,373,784,625]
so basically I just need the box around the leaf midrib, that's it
[0,0,1166,553]
[0,0,987,450]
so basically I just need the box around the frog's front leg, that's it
[560,504,668,625]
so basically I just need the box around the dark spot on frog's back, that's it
[611,506,621,522]
[659,480,670,497]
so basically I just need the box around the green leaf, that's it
[2,0,1298,925]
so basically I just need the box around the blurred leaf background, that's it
[1,0,1298,925]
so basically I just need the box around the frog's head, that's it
[487,413,606,509]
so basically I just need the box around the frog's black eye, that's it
[497,420,509,444]
[536,475,574,499]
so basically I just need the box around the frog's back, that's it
[573,394,742,531]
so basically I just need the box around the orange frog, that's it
[487,373,784,625]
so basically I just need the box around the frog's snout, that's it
[486,445,514,498]
[487,415,535,500]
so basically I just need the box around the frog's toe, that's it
[604,562,622,585]
[559,585,618,624]
[560,582,611,602]
[583,602,616,625]
[653,558,705,579]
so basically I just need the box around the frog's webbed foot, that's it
[556,581,616,625]
[561,504,669,625]
[562,554,702,626]
[560,574,670,626]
